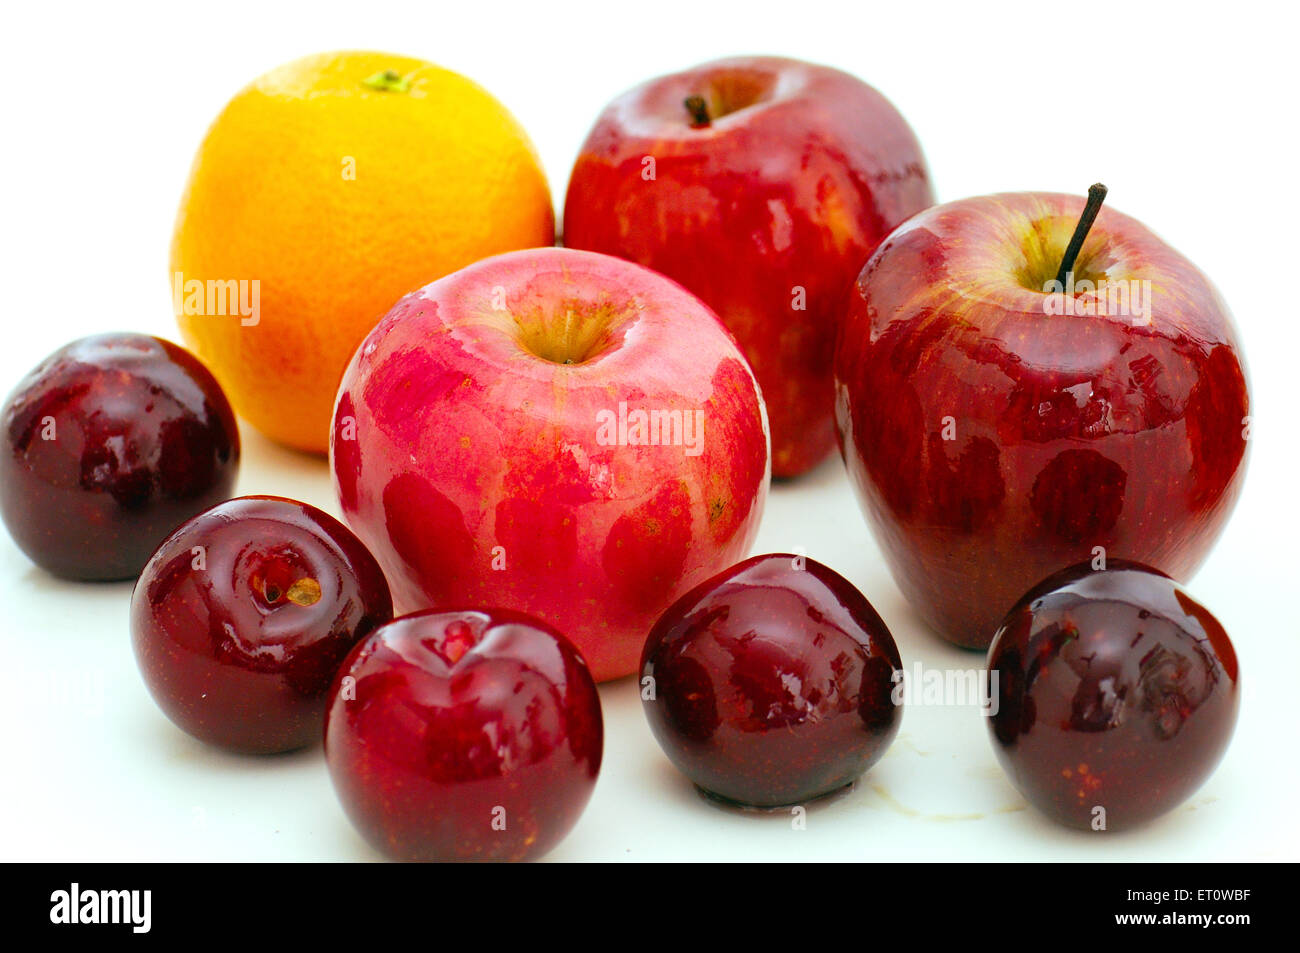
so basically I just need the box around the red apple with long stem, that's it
[563,56,933,478]
[331,247,770,681]
[835,186,1250,649]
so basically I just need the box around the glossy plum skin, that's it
[836,193,1250,649]
[640,553,902,808]
[332,247,769,682]
[565,57,933,478]
[0,333,240,580]
[131,496,393,754]
[324,608,603,862]
[987,562,1239,831]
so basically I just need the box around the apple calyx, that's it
[362,69,411,93]
[1054,183,1109,285]
[513,301,627,366]
[684,95,711,128]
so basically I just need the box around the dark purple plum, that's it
[987,561,1239,830]
[0,333,239,579]
[641,553,902,808]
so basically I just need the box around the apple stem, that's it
[1055,183,1109,286]
[684,95,711,128]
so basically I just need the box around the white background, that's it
[1,0,1296,861]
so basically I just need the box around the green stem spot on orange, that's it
[362,69,411,93]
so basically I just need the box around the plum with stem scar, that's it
[324,608,603,861]
[131,495,392,753]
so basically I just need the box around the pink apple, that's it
[835,190,1250,649]
[331,247,770,680]
[564,56,933,478]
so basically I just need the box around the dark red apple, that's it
[836,190,1250,649]
[331,247,769,682]
[131,495,393,753]
[640,553,902,808]
[324,608,603,862]
[564,55,933,478]
[0,333,240,580]
[987,561,1239,830]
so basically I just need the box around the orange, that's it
[171,51,555,452]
